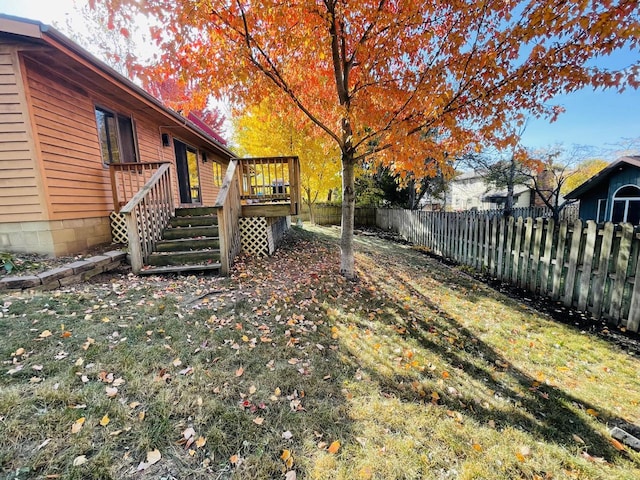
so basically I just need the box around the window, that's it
[611,185,640,224]
[596,199,607,223]
[95,107,138,164]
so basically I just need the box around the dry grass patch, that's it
[1,225,639,479]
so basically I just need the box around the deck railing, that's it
[120,163,174,273]
[215,159,242,275]
[110,162,169,213]
[238,156,300,215]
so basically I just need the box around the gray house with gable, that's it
[565,156,640,224]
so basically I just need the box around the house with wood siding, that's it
[0,15,301,275]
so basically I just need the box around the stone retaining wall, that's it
[0,251,126,292]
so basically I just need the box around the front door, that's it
[174,140,201,204]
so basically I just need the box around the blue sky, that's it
[1,0,638,158]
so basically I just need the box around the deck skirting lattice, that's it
[239,216,272,256]
[110,212,128,244]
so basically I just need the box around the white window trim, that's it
[596,198,607,223]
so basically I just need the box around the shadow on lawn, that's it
[343,233,632,464]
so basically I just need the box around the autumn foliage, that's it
[102,0,639,276]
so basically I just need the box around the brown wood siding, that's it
[25,58,112,220]
[199,153,223,205]
[0,50,46,223]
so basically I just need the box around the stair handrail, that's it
[215,159,242,275]
[120,163,174,273]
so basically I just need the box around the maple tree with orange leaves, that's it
[101,0,639,278]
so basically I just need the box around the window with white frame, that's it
[611,185,640,224]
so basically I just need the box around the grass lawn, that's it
[1,225,640,479]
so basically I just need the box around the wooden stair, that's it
[138,207,222,275]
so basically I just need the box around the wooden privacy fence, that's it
[298,205,377,226]
[376,209,640,333]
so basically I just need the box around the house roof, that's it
[564,156,640,199]
[0,14,235,160]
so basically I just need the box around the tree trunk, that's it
[340,152,356,278]
[505,155,516,217]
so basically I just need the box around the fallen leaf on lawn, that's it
[609,438,626,451]
[74,358,84,367]
[235,367,244,377]
[137,449,162,471]
[183,427,196,440]
[173,358,182,367]
[72,455,87,466]
[328,441,341,454]
[30,377,42,383]
[282,430,293,440]
[195,436,207,448]
[285,471,297,480]
[37,438,51,450]
[189,449,196,456]
[586,408,598,417]
[253,417,264,425]
[138,411,145,421]
[71,417,85,434]
[281,449,292,461]
[109,430,123,436]
[112,378,125,387]
[129,401,141,409]
[515,452,526,462]
[472,443,483,452]
[581,451,607,464]
[229,454,239,465]
[99,415,110,426]
[61,331,72,338]
[14,347,25,356]
[7,365,23,375]
[249,385,257,395]
[105,387,118,398]
[288,358,299,365]
[39,330,52,338]
[572,434,585,444]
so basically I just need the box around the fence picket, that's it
[483,216,491,270]
[520,218,534,288]
[551,221,568,300]
[591,222,614,317]
[627,245,640,332]
[530,218,544,292]
[578,221,598,311]
[609,223,634,322]
[497,216,506,280]
[512,218,523,283]
[563,219,583,307]
[539,218,554,295]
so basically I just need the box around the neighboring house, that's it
[565,156,640,225]
[0,15,300,274]
[446,170,532,211]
